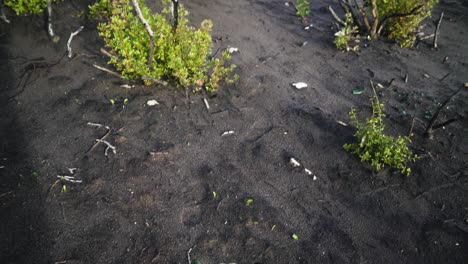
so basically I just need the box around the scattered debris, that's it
[227,46,239,54]
[67,168,77,174]
[86,122,120,156]
[292,82,307,89]
[304,24,313,30]
[67,26,84,58]
[304,168,313,175]
[289,157,301,167]
[376,83,384,89]
[87,122,110,130]
[423,73,430,78]
[221,131,235,136]
[301,41,308,47]
[57,175,82,183]
[442,56,449,64]
[147,99,159,106]
[93,64,124,79]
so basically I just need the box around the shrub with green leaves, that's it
[89,0,237,92]
[4,0,47,15]
[334,13,360,52]
[376,0,439,47]
[344,90,417,175]
[296,0,310,22]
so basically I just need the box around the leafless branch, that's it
[67,26,84,58]
[131,0,154,68]
[433,12,444,49]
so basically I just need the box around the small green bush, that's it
[4,0,47,15]
[344,89,417,176]
[90,0,237,92]
[377,0,439,47]
[296,0,310,22]
[334,13,360,52]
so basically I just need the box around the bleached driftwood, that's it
[67,26,84,58]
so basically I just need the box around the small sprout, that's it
[253,221,260,225]
[62,185,67,192]
[31,170,39,178]
[123,98,129,104]
[109,98,115,105]
[271,224,277,231]
[192,260,202,264]
[212,191,217,199]
[292,233,299,240]
[245,198,254,206]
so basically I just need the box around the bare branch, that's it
[329,6,345,25]
[377,5,423,36]
[131,0,154,68]
[433,12,444,49]
[93,64,124,79]
[67,26,84,58]
[47,0,60,43]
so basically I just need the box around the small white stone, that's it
[292,82,308,89]
[147,100,159,106]
[313,176,317,181]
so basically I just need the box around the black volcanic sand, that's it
[1,0,467,263]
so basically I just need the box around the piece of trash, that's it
[289,158,301,167]
[304,24,313,30]
[304,168,313,175]
[120,84,133,89]
[292,233,299,240]
[246,198,254,206]
[423,73,430,78]
[292,82,307,89]
[147,100,159,106]
[301,41,308,47]
[221,131,235,136]
[336,120,348,126]
[352,87,365,95]
[313,175,317,181]
[227,47,239,54]
[377,83,384,89]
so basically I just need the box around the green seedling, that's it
[109,98,115,105]
[31,170,39,178]
[212,191,217,199]
[292,233,299,240]
[296,0,310,23]
[271,224,277,231]
[245,198,254,206]
[61,185,67,192]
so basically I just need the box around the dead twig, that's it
[100,48,118,60]
[93,64,124,79]
[328,6,345,25]
[433,12,444,49]
[46,0,60,43]
[67,26,84,58]
[425,84,466,139]
[131,0,154,68]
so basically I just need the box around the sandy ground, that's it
[1,0,467,263]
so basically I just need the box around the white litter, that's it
[147,100,159,106]
[377,83,384,89]
[305,168,313,175]
[313,175,317,181]
[221,131,235,136]
[304,24,314,30]
[290,158,301,167]
[203,98,210,110]
[227,47,239,54]
[120,84,134,89]
[336,120,348,126]
[292,82,308,89]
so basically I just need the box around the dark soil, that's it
[1,0,467,263]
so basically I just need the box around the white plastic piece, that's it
[292,82,308,89]
[290,158,301,167]
[221,131,235,136]
[227,47,239,54]
[147,100,159,106]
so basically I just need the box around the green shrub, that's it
[343,88,417,175]
[376,0,439,47]
[4,0,47,15]
[90,0,237,92]
[334,13,360,52]
[296,0,310,22]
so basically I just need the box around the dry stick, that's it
[93,64,124,79]
[46,0,60,43]
[172,0,179,31]
[433,12,444,49]
[425,84,466,139]
[100,48,118,60]
[328,6,345,26]
[0,2,10,24]
[67,26,84,58]
[419,33,435,41]
[131,0,154,68]
[370,0,379,38]
[377,5,423,36]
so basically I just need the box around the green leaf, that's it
[292,233,299,240]
[352,87,365,95]
[109,98,115,105]
[31,170,39,178]
[212,191,217,199]
[245,198,254,206]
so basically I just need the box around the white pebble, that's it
[147,100,159,106]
